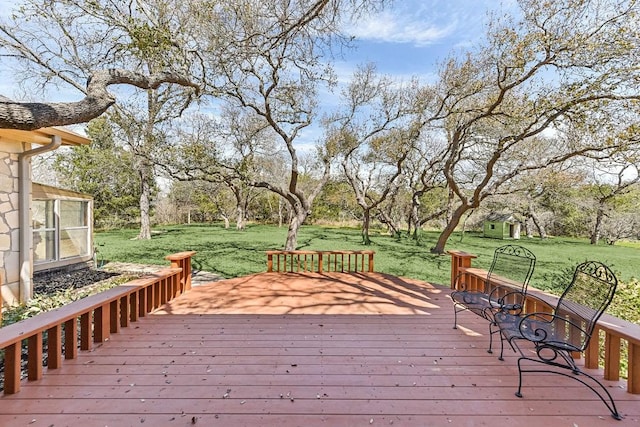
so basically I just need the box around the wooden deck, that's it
[1,272,639,426]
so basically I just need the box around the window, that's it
[33,199,91,264]
[60,201,89,259]
[33,200,56,262]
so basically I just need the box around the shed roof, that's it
[485,212,520,223]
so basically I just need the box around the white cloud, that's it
[346,0,518,48]
[347,9,456,47]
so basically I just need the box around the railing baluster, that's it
[110,299,120,334]
[584,327,600,369]
[94,304,110,343]
[120,295,130,328]
[4,342,21,394]
[47,325,62,369]
[80,312,92,351]
[27,333,43,381]
[604,332,621,381]
[64,318,78,360]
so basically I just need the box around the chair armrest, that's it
[518,312,588,351]
[487,286,527,313]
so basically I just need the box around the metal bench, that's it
[451,245,536,353]
[494,261,621,420]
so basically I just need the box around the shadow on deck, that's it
[1,272,638,426]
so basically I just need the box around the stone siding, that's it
[0,149,21,306]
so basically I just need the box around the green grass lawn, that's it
[95,223,640,290]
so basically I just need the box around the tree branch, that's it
[0,69,200,130]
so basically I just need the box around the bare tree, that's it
[426,0,640,253]
[587,157,640,245]
[194,2,386,250]
[328,65,425,244]
[0,0,385,130]
[403,128,448,240]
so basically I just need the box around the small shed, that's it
[483,212,521,240]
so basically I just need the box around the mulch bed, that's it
[33,268,121,295]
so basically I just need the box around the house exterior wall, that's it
[0,128,91,309]
[0,143,24,305]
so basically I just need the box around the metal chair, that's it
[495,261,621,420]
[451,245,536,353]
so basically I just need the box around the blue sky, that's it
[0,0,513,100]
[338,0,506,81]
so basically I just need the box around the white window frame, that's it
[33,198,92,268]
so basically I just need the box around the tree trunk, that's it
[233,187,246,230]
[410,194,421,240]
[431,204,469,254]
[530,211,547,239]
[236,205,245,230]
[458,209,474,242]
[222,215,230,229]
[278,199,284,228]
[590,206,605,245]
[524,217,534,238]
[444,188,454,229]
[526,201,547,239]
[362,208,372,245]
[136,166,152,240]
[284,211,307,250]
[378,209,400,238]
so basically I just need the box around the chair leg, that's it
[498,335,506,361]
[515,356,623,420]
[515,357,525,397]
[452,304,459,330]
[487,321,495,354]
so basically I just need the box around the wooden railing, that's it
[266,250,375,273]
[449,250,640,396]
[0,251,195,395]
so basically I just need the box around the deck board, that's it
[1,272,638,426]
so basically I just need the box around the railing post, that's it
[629,342,640,394]
[267,252,274,272]
[368,251,375,272]
[165,251,196,292]
[80,312,92,351]
[447,250,477,289]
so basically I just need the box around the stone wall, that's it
[0,144,23,306]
